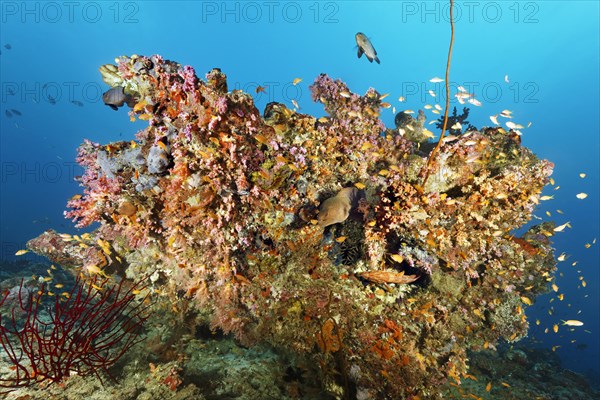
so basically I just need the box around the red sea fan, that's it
[0,276,150,393]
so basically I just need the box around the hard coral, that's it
[28,55,558,398]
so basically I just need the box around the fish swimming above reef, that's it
[102,86,136,111]
[355,32,380,64]
[562,319,584,327]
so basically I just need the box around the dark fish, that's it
[355,32,380,64]
[71,100,84,107]
[102,86,136,111]
[10,109,21,116]
[4,44,11,50]
[5,110,12,118]
[48,96,57,105]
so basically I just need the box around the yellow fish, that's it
[554,222,571,232]
[520,296,533,306]
[85,264,109,278]
[562,320,584,326]
[15,249,29,256]
[389,254,404,264]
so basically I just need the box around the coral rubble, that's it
[26,54,557,398]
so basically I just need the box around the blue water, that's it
[1,0,598,387]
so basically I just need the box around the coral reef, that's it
[394,109,430,143]
[22,54,558,398]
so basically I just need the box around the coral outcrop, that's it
[26,54,556,398]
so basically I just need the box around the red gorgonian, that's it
[0,276,150,392]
